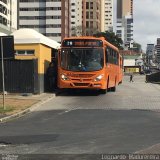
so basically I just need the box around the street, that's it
[0,75,160,156]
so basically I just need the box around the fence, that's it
[0,59,39,94]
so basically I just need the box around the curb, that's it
[0,94,55,123]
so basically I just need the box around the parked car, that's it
[144,70,152,74]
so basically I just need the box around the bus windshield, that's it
[61,48,104,72]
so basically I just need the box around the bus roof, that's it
[63,36,119,52]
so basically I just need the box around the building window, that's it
[90,2,93,9]
[86,21,89,28]
[86,12,89,19]
[16,50,35,55]
[90,12,93,19]
[86,2,89,9]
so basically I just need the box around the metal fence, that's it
[0,59,38,93]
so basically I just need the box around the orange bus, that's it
[58,36,123,94]
[119,54,123,84]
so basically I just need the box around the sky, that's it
[113,0,160,51]
[133,0,160,51]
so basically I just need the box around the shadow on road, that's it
[55,89,101,97]
[0,134,59,145]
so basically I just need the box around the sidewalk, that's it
[0,93,55,122]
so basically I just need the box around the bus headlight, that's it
[61,74,69,81]
[94,74,104,81]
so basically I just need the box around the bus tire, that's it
[100,77,109,94]
[100,89,107,94]
[110,86,116,92]
[120,80,122,84]
[107,77,110,92]
[110,78,116,92]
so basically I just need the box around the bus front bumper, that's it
[59,80,105,89]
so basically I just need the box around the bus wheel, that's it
[119,81,122,84]
[110,78,116,92]
[110,86,116,92]
[100,89,107,94]
[106,77,110,92]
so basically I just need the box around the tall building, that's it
[82,0,102,36]
[70,0,103,36]
[18,0,70,43]
[70,0,83,36]
[117,0,133,18]
[146,44,155,64]
[104,0,113,32]
[0,0,17,34]
[156,39,160,63]
[116,0,133,47]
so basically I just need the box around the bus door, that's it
[105,47,111,87]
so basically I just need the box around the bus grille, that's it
[70,74,95,78]
[71,79,91,82]
[73,83,90,86]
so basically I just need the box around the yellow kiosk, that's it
[12,29,60,93]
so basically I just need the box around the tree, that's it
[133,42,142,52]
[94,31,123,50]
[71,26,99,37]
[71,26,83,36]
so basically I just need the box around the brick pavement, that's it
[36,75,160,112]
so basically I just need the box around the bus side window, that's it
[120,57,122,68]
[115,52,118,65]
[117,52,119,65]
[108,47,111,63]
[106,47,109,63]
[110,48,113,64]
[113,50,115,64]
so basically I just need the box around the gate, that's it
[0,59,38,94]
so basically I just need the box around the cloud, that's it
[133,0,160,51]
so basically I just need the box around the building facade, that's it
[70,0,83,36]
[71,0,103,36]
[82,0,102,36]
[116,0,133,47]
[123,15,133,44]
[104,0,113,32]
[0,0,17,34]
[156,39,160,63]
[18,0,70,43]
[146,44,155,65]
[121,50,142,73]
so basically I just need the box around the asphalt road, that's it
[0,75,160,157]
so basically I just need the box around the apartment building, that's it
[70,0,83,36]
[117,0,133,18]
[18,0,70,43]
[116,0,133,47]
[82,0,102,36]
[146,44,155,64]
[70,0,103,36]
[0,0,17,34]
[156,39,160,63]
[104,0,113,32]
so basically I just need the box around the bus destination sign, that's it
[62,39,103,47]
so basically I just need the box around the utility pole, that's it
[1,37,5,110]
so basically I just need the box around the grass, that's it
[0,98,39,116]
[0,105,14,114]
